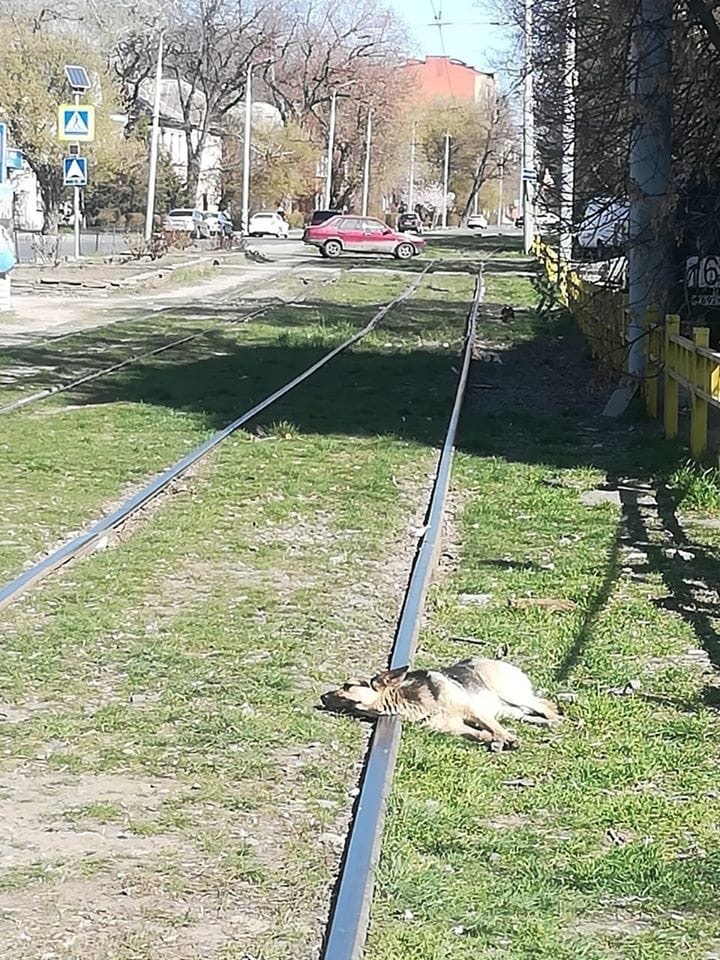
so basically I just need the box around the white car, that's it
[467,214,488,230]
[577,197,629,253]
[247,212,289,238]
[163,208,210,239]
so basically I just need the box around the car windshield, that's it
[169,209,193,217]
[253,214,274,220]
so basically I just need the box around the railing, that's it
[535,240,720,458]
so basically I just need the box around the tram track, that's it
[320,266,483,960]
[0,264,431,611]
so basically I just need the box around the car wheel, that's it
[323,239,342,258]
[395,242,415,260]
[319,247,330,258]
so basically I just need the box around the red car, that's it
[302,214,426,260]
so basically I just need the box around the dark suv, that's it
[397,212,423,235]
[309,209,342,227]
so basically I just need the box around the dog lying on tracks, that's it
[320,657,560,751]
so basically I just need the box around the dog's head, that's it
[320,665,410,716]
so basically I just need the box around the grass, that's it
[364,271,720,960]
[0,264,478,956]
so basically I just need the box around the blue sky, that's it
[388,0,512,74]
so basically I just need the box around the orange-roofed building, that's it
[402,56,496,105]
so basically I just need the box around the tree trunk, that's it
[184,129,202,207]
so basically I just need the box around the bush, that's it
[96,207,121,229]
[125,212,144,231]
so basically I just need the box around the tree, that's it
[416,94,515,224]
[0,15,142,231]
[259,0,411,209]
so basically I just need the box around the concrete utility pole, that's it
[361,109,373,217]
[408,122,417,210]
[144,30,164,244]
[522,0,535,253]
[241,63,252,234]
[496,152,506,226]
[626,0,673,381]
[325,90,337,210]
[559,1,576,262]
[442,131,450,228]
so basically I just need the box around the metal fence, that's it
[14,229,135,264]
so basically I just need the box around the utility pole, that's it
[626,0,673,382]
[522,0,535,253]
[442,131,450,228]
[558,1,576,262]
[144,30,164,244]
[497,154,505,227]
[241,63,252,235]
[473,156,480,216]
[325,90,337,210]
[361,109,373,217]
[408,122,417,211]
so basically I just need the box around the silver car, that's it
[163,208,210,239]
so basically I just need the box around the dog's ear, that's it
[371,665,409,689]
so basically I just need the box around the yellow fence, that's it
[535,240,720,457]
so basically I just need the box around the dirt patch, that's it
[0,871,271,960]
[570,913,654,937]
[0,769,180,871]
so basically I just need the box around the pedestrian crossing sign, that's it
[63,155,88,187]
[58,104,95,142]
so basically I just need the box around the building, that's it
[135,79,283,212]
[401,56,496,106]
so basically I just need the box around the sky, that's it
[387,0,513,75]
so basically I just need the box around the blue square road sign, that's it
[63,155,88,187]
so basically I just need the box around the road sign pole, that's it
[73,92,81,259]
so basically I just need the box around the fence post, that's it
[691,326,710,458]
[644,304,659,418]
[664,315,680,439]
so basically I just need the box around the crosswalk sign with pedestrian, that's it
[58,104,95,142]
[63,156,88,187]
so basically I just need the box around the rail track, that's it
[320,267,483,960]
[0,282,299,415]
[0,264,430,611]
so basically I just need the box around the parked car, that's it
[164,208,210,239]
[204,210,234,237]
[308,209,342,227]
[397,212,423,235]
[303,215,426,260]
[467,213,488,230]
[247,211,289,238]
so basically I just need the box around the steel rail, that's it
[0,296,286,416]
[321,266,483,960]
[0,265,431,612]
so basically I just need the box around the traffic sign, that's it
[0,124,5,185]
[63,155,88,187]
[6,149,22,170]
[58,104,95,142]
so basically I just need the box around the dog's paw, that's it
[489,737,519,753]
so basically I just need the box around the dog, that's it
[320,657,560,752]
